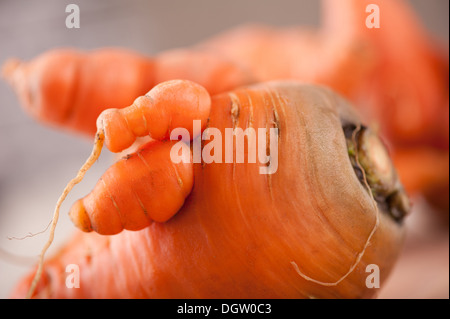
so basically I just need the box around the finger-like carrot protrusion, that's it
[97,79,211,153]
[70,140,194,235]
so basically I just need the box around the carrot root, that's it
[26,131,104,298]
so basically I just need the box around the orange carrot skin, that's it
[154,48,254,96]
[392,147,449,212]
[332,0,449,209]
[4,49,155,136]
[12,83,405,299]
[199,0,448,148]
[99,80,212,153]
[198,0,449,207]
[71,80,211,235]
[329,0,449,146]
[70,140,193,235]
[3,48,252,137]
[4,0,446,209]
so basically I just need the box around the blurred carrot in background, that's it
[2,48,250,136]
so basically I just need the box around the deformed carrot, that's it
[14,81,408,299]
[70,79,211,234]
[70,140,194,235]
[25,79,211,298]
[3,1,447,205]
[97,79,211,152]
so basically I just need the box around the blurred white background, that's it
[0,0,448,299]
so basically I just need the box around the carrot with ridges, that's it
[25,79,211,298]
[15,81,408,299]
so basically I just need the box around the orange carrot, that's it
[2,49,154,136]
[97,79,211,153]
[392,147,450,212]
[198,0,448,147]
[4,1,447,207]
[321,0,449,146]
[70,140,193,235]
[2,48,251,137]
[198,0,449,210]
[23,80,211,298]
[325,0,449,212]
[70,79,211,234]
[13,81,408,299]
[197,23,374,97]
[392,148,449,195]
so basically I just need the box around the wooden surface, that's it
[0,0,448,299]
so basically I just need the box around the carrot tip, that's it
[2,58,21,81]
[69,199,93,233]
